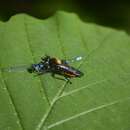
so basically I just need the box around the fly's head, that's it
[41,55,51,64]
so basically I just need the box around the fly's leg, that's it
[51,73,65,81]
[52,73,72,84]
[65,77,72,84]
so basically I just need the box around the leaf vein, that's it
[36,13,71,130]
[0,72,24,130]
[77,19,89,53]
[23,16,51,106]
[58,79,107,99]
[55,14,66,58]
[48,97,130,129]
[36,82,69,130]
[78,31,112,69]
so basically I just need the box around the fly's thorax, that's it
[49,58,62,65]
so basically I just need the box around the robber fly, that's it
[27,55,84,84]
[1,55,84,84]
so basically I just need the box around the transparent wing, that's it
[0,65,30,73]
[65,55,88,69]
[65,56,83,64]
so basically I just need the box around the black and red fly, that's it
[1,55,84,84]
[28,55,84,84]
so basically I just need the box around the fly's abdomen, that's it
[57,65,84,78]
[65,68,84,78]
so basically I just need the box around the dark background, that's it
[0,0,130,33]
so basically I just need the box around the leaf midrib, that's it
[35,13,114,130]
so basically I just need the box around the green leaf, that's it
[0,11,130,130]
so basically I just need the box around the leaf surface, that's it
[0,11,130,130]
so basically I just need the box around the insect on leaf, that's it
[0,11,130,130]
